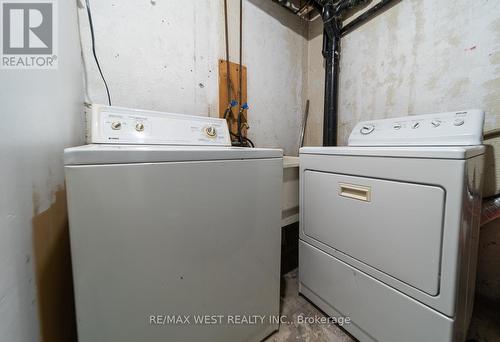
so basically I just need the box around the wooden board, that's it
[218,60,248,140]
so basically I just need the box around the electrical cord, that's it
[85,0,112,106]
[244,137,255,147]
[230,131,254,147]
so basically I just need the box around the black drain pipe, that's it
[317,0,369,146]
[313,0,399,146]
[273,0,400,146]
[321,2,342,146]
[322,23,341,146]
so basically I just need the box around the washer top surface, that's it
[300,145,485,159]
[64,144,283,165]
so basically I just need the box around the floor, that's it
[467,296,500,342]
[265,269,500,342]
[264,270,354,342]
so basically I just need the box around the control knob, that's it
[204,126,217,138]
[431,120,441,128]
[135,122,145,132]
[360,124,375,135]
[111,121,122,130]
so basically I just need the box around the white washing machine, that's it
[299,110,485,342]
[65,105,282,342]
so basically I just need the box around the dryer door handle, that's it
[339,183,371,202]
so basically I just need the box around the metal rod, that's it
[484,128,500,140]
[299,99,310,152]
[239,0,243,109]
[223,0,231,105]
[238,0,244,145]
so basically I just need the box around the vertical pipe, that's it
[322,17,341,146]
[223,0,231,105]
[238,0,244,145]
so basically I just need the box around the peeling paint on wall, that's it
[0,1,84,340]
[32,188,77,342]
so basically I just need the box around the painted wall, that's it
[79,0,308,155]
[306,0,500,145]
[305,0,500,302]
[338,0,499,143]
[244,0,308,156]
[305,18,325,146]
[0,1,84,341]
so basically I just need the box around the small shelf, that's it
[283,156,300,168]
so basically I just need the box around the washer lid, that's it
[300,145,485,159]
[64,144,283,165]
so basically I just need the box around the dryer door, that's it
[303,171,445,296]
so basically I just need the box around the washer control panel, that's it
[85,104,231,146]
[349,109,485,146]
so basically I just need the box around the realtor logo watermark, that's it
[1,0,57,69]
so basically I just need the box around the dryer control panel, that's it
[348,109,485,146]
[85,104,231,146]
